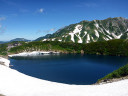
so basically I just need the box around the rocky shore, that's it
[0,94,5,96]
[95,76,128,85]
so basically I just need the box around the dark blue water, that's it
[10,54,128,85]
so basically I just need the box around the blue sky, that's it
[0,0,128,41]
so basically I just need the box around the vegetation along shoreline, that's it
[0,39,128,84]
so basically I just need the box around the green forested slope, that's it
[98,64,128,82]
[35,17,128,43]
[8,39,128,57]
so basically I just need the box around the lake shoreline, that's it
[95,75,128,85]
[0,57,128,96]
[8,51,60,57]
[0,58,128,96]
[9,53,128,85]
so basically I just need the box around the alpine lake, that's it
[9,54,128,85]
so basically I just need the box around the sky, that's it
[0,0,128,41]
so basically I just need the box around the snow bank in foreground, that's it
[0,57,10,67]
[0,64,128,96]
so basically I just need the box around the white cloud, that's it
[39,8,44,13]
[84,3,98,7]
[0,16,6,34]
[1,0,17,6]
[0,17,6,21]
[0,24,6,35]
[36,28,56,34]
[49,28,55,32]
[77,2,98,8]
[20,9,29,13]
[36,30,42,34]
[10,14,18,17]
[45,28,56,33]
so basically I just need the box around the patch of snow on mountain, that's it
[103,37,109,41]
[77,36,82,43]
[58,40,62,42]
[78,38,82,43]
[94,20,105,34]
[112,33,117,39]
[105,30,110,34]
[47,39,50,41]
[74,25,83,43]
[73,25,82,34]
[92,36,97,42]
[99,28,104,34]
[106,35,112,39]
[52,38,55,41]
[69,32,75,42]
[91,36,94,41]
[87,34,90,43]
[69,25,82,43]
[101,24,110,35]
[112,33,122,39]
[117,33,123,39]
[42,39,47,41]
[95,30,99,38]
[83,31,87,38]
[65,35,68,37]
[94,20,99,29]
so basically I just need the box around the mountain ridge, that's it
[0,38,31,44]
[35,17,128,43]
[10,38,31,42]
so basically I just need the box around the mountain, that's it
[0,41,6,44]
[36,17,128,43]
[10,38,31,42]
[0,38,31,44]
[35,34,52,41]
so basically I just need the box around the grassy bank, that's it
[97,64,128,83]
[0,41,25,56]
[0,43,7,56]
[9,41,84,54]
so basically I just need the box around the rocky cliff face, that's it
[36,17,128,43]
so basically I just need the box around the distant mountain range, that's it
[0,41,7,44]
[35,17,128,43]
[10,38,31,42]
[0,38,31,44]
